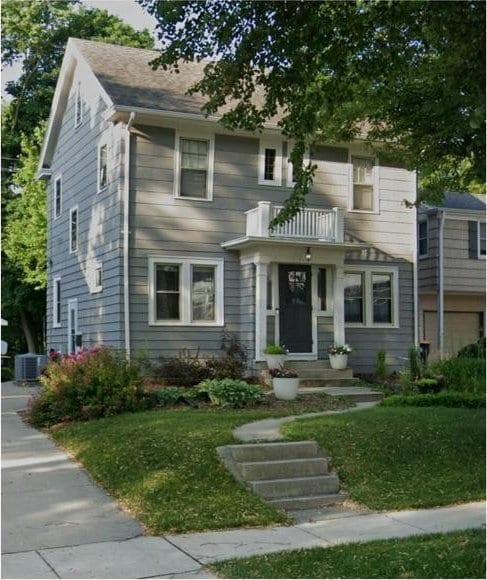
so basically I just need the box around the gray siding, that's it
[418,213,439,292]
[46,74,124,353]
[127,124,415,370]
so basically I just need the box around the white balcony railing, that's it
[245,201,344,243]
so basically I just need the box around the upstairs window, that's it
[259,140,282,186]
[479,222,486,257]
[53,277,61,327]
[98,144,108,191]
[179,138,210,199]
[74,82,83,128]
[418,219,428,257]
[69,207,78,253]
[351,156,376,212]
[54,175,62,219]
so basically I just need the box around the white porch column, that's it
[255,261,269,361]
[333,265,345,345]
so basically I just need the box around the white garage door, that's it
[424,311,482,356]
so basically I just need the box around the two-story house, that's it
[418,192,486,357]
[38,39,418,374]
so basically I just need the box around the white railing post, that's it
[334,207,344,243]
[257,201,272,237]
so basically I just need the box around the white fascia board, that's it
[37,38,114,176]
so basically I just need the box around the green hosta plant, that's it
[196,379,264,408]
[264,344,288,355]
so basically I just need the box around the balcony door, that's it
[278,264,313,353]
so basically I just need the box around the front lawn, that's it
[212,529,486,579]
[283,406,485,510]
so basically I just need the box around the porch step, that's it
[299,377,360,388]
[218,441,348,514]
[299,386,384,403]
[294,368,354,379]
[284,360,333,370]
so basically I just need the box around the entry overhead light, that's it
[305,247,312,261]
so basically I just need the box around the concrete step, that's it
[299,378,360,388]
[295,368,354,379]
[228,441,321,463]
[237,457,329,481]
[268,493,349,511]
[284,360,332,369]
[250,474,340,499]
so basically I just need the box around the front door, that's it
[278,264,312,353]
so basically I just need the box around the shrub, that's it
[205,333,248,379]
[1,367,14,382]
[415,377,442,394]
[154,349,210,387]
[196,379,264,408]
[408,345,422,380]
[382,392,485,409]
[457,337,486,359]
[30,347,150,427]
[151,387,186,406]
[374,350,387,381]
[264,344,287,355]
[428,357,485,395]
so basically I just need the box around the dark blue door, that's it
[278,264,312,353]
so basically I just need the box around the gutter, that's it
[437,209,445,358]
[123,112,135,359]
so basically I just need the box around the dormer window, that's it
[259,140,282,186]
[74,82,83,128]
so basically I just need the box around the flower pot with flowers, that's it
[269,367,299,400]
[264,344,288,370]
[327,344,353,370]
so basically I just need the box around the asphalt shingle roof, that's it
[435,192,486,211]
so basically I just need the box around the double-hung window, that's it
[351,156,376,212]
[345,268,398,327]
[98,143,108,191]
[259,140,282,186]
[69,207,78,253]
[53,277,61,327]
[54,175,62,219]
[418,219,428,258]
[174,134,214,200]
[149,257,223,325]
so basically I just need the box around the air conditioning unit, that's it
[14,353,48,382]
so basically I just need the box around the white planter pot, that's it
[272,377,299,400]
[329,353,348,370]
[265,354,286,370]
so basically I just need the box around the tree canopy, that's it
[141,0,485,220]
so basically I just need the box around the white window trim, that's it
[418,218,429,259]
[74,82,83,128]
[54,174,62,220]
[173,131,215,201]
[97,141,109,193]
[344,265,399,328]
[478,221,486,260]
[286,144,310,188]
[67,298,78,354]
[53,277,61,328]
[91,264,103,294]
[348,153,380,214]
[148,256,224,326]
[258,139,283,186]
[69,206,78,254]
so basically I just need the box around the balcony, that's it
[245,201,344,243]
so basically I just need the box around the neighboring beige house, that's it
[418,192,486,357]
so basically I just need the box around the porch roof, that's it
[221,236,370,251]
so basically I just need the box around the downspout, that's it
[437,209,445,358]
[124,112,135,359]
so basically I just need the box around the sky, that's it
[1,0,158,100]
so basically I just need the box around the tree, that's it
[1,0,155,353]
[141,0,485,222]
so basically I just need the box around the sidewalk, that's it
[2,381,485,579]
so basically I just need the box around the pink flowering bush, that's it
[30,347,151,427]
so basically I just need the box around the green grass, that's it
[211,529,486,579]
[282,406,485,510]
[53,403,357,534]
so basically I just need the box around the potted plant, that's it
[264,344,288,370]
[327,344,353,370]
[269,367,299,400]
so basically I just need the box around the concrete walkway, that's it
[2,381,485,578]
